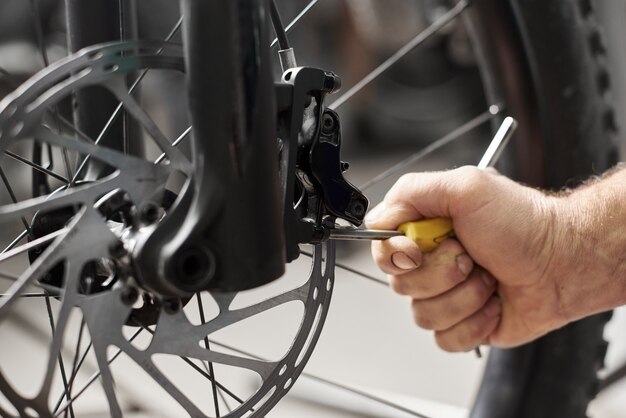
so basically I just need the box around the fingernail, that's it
[484,297,502,318]
[481,270,497,287]
[364,204,384,226]
[391,252,418,270]
[456,254,474,276]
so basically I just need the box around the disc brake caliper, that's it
[277,67,368,259]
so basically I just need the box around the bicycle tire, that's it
[467,0,620,417]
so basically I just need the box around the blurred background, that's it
[0,0,625,417]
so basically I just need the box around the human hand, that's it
[366,167,572,351]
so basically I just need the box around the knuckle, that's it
[458,321,488,349]
[412,302,435,330]
[434,332,458,352]
[386,174,416,202]
[437,239,465,254]
[442,265,466,288]
[468,277,490,302]
[456,166,489,198]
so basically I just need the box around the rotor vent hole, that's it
[246,386,276,417]
[284,378,293,389]
[103,63,120,73]
[87,50,104,60]
[279,364,287,376]
[23,407,39,418]
[295,305,322,368]
[313,287,319,301]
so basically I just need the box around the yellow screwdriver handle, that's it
[398,217,455,253]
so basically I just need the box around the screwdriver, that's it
[329,116,518,247]
[332,117,517,358]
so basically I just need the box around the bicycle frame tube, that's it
[135,0,285,295]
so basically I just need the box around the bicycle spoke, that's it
[196,293,221,417]
[192,287,309,349]
[359,105,501,191]
[3,151,69,184]
[208,340,432,418]
[70,16,183,184]
[44,294,76,418]
[107,84,187,168]
[30,0,76,182]
[64,318,85,416]
[178,356,248,407]
[329,0,470,110]
[29,0,50,67]
[36,126,161,174]
[0,293,49,298]
[52,338,93,414]
[0,228,67,264]
[1,228,29,255]
[300,250,387,286]
[0,166,34,237]
[35,267,82,411]
[154,126,191,164]
[138,324,248,407]
[54,329,143,418]
[219,389,233,413]
[270,0,319,48]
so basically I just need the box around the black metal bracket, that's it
[277,67,368,256]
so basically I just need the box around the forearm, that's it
[556,164,626,321]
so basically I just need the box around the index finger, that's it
[364,171,454,230]
[364,167,488,230]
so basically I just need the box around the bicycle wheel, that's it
[0,1,333,417]
[0,0,622,417]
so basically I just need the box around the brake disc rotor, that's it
[0,41,334,417]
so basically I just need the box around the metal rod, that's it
[477,117,518,169]
[0,228,67,264]
[329,229,402,241]
[359,105,501,191]
[3,150,70,183]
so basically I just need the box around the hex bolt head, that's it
[350,201,366,218]
[322,113,336,134]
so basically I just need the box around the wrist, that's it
[554,169,626,322]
